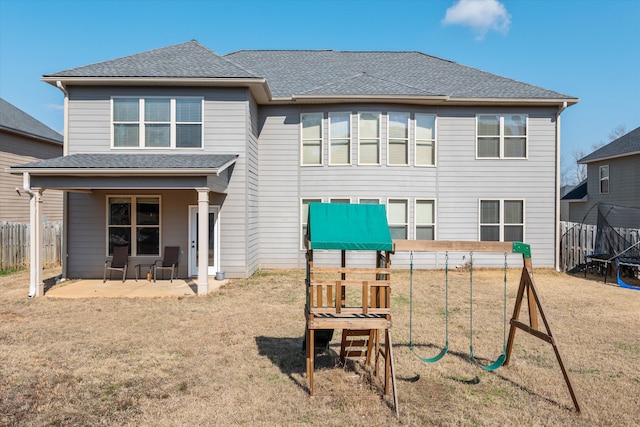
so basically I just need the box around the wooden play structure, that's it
[304,202,398,414]
[304,202,580,414]
[394,239,581,413]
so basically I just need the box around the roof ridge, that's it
[44,40,204,76]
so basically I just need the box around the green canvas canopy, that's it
[307,202,393,251]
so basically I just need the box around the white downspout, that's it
[56,81,69,278]
[555,102,568,272]
[23,173,43,297]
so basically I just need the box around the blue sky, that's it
[1,0,638,181]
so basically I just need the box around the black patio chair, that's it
[153,246,180,282]
[103,245,129,283]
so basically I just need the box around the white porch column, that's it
[196,187,210,295]
[29,188,44,297]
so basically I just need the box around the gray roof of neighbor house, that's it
[11,153,237,173]
[43,40,577,104]
[561,180,588,201]
[0,98,63,144]
[579,127,640,163]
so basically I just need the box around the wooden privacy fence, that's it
[0,221,62,270]
[560,221,640,272]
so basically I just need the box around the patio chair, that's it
[103,245,129,283]
[153,246,180,282]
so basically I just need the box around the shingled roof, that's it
[0,98,63,144]
[43,40,577,104]
[12,153,237,171]
[224,49,574,100]
[579,127,640,163]
[44,41,255,79]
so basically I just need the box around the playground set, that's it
[303,202,581,415]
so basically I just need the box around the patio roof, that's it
[10,153,238,176]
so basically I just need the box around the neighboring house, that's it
[559,183,578,222]
[563,127,640,226]
[10,41,578,296]
[1,98,63,222]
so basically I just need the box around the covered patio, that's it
[45,276,228,299]
[10,153,237,297]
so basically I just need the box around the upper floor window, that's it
[479,199,524,242]
[599,165,609,194]
[301,113,323,165]
[416,114,436,166]
[359,112,381,164]
[416,199,435,240]
[388,113,409,165]
[329,113,351,165]
[112,98,202,149]
[477,114,527,159]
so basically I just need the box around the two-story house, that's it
[563,126,640,227]
[1,98,63,223]
[11,41,578,296]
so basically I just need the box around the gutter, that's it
[55,81,70,280]
[555,101,568,272]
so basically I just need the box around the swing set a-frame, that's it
[396,239,581,413]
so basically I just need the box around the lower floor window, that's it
[416,200,435,240]
[108,196,161,256]
[480,199,524,242]
[388,199,408,239]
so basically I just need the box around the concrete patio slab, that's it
[45,277,228,298]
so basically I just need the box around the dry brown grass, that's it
[1,265,639,426]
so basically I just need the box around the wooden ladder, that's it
[340,328,399,417]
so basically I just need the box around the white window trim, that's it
[300,197,323,250]
[415,199,436,241]
[358,111,381,165]
[599,165,610,194]
[475,114,528,160]
[329,197,351,203]
[111,97,203,150]
[357,197,381,204]
[300,113,324,167]
[415,113,437,167]
[387,112,410,166]
[478,199,525,242]
[328,112,352,166]
[387,198,409,240]
[106,195,162,256]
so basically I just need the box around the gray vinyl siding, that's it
[246,95,260,275]
[569,154,640,227]
[258,105,559,269]
[1,131,63,222]
[64,86,253,279]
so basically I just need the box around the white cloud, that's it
[443,0,511,40]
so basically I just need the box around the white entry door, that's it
[189,206,219,277]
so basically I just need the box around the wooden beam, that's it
[393,239,514,253]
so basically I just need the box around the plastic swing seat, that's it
[470,348,507,371]
[409,251,449,364]
[468,252,509,372]
[411,342,448,363]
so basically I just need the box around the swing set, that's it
[409,251,508,370]
[397,239,581,413]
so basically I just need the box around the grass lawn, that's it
[1,266,638,426]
